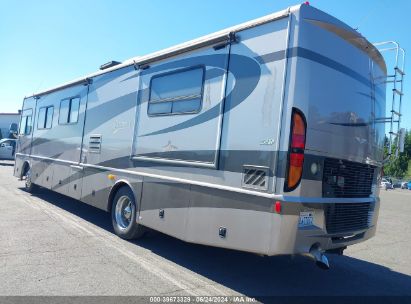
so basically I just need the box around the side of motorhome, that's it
[14,4,387,266]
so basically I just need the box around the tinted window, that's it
[37,108,46,129]
[148,102,172,115]
[172,98,201,113]
[19,118,27,136]
[25,115,32,135]
[59,99,70,124]
[19,109,33,135]
[59,98,80,124]
[69,98,80,123]
[45,106,54,129]
[37,106,54,129]
[148,67,204,116]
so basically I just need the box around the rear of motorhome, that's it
[14,4,388,268]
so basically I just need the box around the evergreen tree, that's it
[383,129,411,178]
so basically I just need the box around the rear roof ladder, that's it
[373,41,406,157]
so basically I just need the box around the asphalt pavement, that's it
[0,160,410,300]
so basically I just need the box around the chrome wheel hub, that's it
[115,196,133,230]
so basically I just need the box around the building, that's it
[0,111,21,139]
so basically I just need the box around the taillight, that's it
[285,109,306,191]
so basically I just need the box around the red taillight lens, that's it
[285,109,306,191]
[288,153,304,189]
[291,112,305,148]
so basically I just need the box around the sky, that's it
[0,0,410,130]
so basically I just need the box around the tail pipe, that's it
[309,244,330,270]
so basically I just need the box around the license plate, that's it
[299,211,314,227]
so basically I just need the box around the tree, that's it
[405,130,411,157]
[383,130,411,178]
[384,154,409,178]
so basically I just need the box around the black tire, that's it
[111,186,145,240]
[24,166,39,193]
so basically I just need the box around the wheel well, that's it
[21,161,30,178]
[107,182,134,213]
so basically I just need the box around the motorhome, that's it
[14,3,395,268]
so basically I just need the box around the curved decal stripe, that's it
[255,49,286,64]
[139,47,383,137]
[287,47,385,98]
[121,67,226,84]
[52,151,328,193]
[140,53,262,137]
[27,92,136,152]
[27,48,383,146]
[140,54,228,75]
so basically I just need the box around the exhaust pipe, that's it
[309,244,330,270]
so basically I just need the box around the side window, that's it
[37,108,46,129]
[19,116,27,136]
[38,106,54,129]
[45,106,54,129]
[69,98,80,123]
[59,99,70,124]
[59,97,80,124]
[148,67,204,116]
[19,109,33,135]
[25,115,32,135]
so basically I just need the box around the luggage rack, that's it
[373,41,406,158]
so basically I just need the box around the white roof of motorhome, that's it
[27,5,299,98]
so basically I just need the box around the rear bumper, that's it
[268,197,379,255]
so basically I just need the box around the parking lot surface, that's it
[0,160,411,298]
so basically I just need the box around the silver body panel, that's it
[14,4,386,256]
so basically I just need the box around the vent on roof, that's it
[89,135,102,154]
[100,61,121,70]
[242,166,269,191]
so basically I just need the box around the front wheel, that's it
[111,186,145,240]
[24,167,38,193]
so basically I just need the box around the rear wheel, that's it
[111,186,145,240]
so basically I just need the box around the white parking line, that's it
[17,186,232,296]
